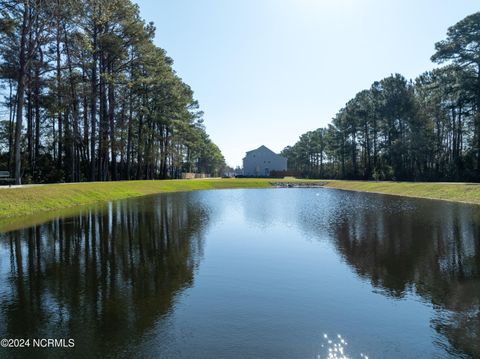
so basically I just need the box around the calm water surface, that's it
[0,188,479,358]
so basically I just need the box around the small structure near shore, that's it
[270,182,326,188]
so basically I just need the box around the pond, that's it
[0,188,479,358]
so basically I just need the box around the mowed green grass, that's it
[0,178,320,220]
[0,178,479,232]
[324,180,480,205]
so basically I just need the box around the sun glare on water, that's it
[317,334,369,359]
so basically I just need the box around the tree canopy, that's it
[284,12,480,182]
[0,0,225,184]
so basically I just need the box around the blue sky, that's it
[136,0,479,167]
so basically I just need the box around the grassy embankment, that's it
[0,178,275,218]
[324,180,480,205]
[0,178,479,231]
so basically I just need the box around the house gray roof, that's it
[245,145,277,156]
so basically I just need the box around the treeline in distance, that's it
[0,0,225,184]
[283,12,480,181]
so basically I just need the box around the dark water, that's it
[0,188,479,359]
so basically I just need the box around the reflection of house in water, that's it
[242,145,287,177]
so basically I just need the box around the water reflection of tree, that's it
[325,198,480,358]
[295,191,480,357]
[0,194,208,358]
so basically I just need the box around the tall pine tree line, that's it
[284,12,480,182]
[0,0,225,184]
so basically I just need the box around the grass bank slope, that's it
[323,180,480,205]
[1,178,479,232]
[0,178,321,221]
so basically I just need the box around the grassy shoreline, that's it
[0,178,479,232]
[324,180,480,205]
[0,178,276,219]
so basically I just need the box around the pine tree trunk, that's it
[14,1,30,185]
[56,22,63,171]
[90,27,98,181]
[108,64,117,180]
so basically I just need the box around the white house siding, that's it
[242,145,287,176]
